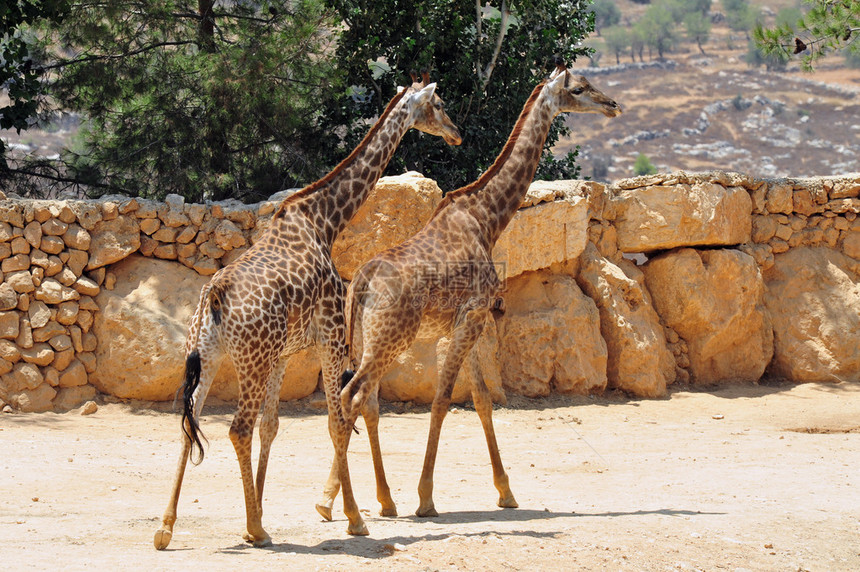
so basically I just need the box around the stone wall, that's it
[0,170,857,412]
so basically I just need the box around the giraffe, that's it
[152,75,461,549]
[315,63,621,520]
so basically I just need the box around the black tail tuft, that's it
[340,369,355,390]
[339,369,360,435]
[181,350,208,465]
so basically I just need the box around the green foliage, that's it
[320,0,594,193]
[0,0,71,168]
[684,11,712,54]
[603,25,630,64]
[23,1,342,202]
[754,0,860,70]
[723,0,760,34]
[589,0,622,35]
[746,36,790,70]
[633,152,657,176]
[636,0,681,58]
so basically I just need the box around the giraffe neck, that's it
[276,92,413,250]
[445,84,556,249]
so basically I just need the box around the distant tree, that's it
[603,25,630,64]
[723,0,760,37]
[589,0,622,36]
[633,153,657,176]
[637,0,680,58]
[0,0,70,171]
[321,0,594,192]
[684,11,712,54]
[754,0,860,70]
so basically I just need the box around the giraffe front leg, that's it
[254,358,287,517]
[315,457,341,521]
[362,389,397,517]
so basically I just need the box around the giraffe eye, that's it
[571,87,584,95]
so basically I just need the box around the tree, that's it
[319,0,594,192]
[0,0,70,169]
[6,1,342,202]
[637,0,680,59]
[589,0,622,36]
[723,0,759,37]
[603,25,630,64]
[633,153,657,176]
[754,0,860,70]
[684,11,712,54]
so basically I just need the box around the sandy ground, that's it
[1,382,859,571]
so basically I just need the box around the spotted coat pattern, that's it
[315,67,622,520]
[153,79,461,549]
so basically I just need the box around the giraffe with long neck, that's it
[315,64,621,520]
[153,77,461,549]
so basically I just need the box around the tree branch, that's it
[481,0,510,93]
[38,41,197,71]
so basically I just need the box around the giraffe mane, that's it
[273,86,411,218]
[430,80,547,217]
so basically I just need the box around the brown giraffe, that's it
[315,64,621,520]
[152,76,461,549]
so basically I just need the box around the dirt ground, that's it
[1,382,859,571]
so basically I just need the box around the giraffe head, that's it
[546,63,622,118]
[401,72,462,146]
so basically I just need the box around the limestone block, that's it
[844,231,860,259]
[90,256,237,400]
[28,300,51,329]
[0,283,19,311]
[0,311,20,339]
[0,339,20,363]
[643,248,773,384]
[764,247,860,382]
[35,278,80,304]
[62,225,91,250]
[23,221,41,248]
[41,218,68,236]
[2,362,43,392]
[33,320,66,343]
[613,182,752,253]
[53,384,97,411]
[333,173,443,281]
[6,270,35,293]
[20,343,54,367]
[56,301,81,325]
[766,183,793,214]
[86,215,141,270]
[6,384,56,412]
[494,195,589,280]
[496,270,606,396]
[1,253,30,272]
[59,360,88,388]
[576,243,675,397]
[140,218,161,235]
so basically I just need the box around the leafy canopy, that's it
[319,0,595,193]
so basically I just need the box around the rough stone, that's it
[0,283,19,311]
[20,343,55,367]
[576,243,675,397]
[613,182,752,252]
[62,225,91,250]
[53,385,97,411]
[6,384,56,412]
[6,270,35,293]
[496,270,606,396]
[91,256,235,399]
[28,300,52,328]
[763,247,860,382]
[86,216,141,270]
[494,195,589,280]
[0,311,20,339]
[35,278,80,304]
[59,360,88,388]
[643,248,773,384]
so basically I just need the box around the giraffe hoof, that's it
[498,495,519,509]
[153,528,172,550]
[315,503,333,522]
[380,505,398,517]
[415,505,438,518]
[243,531,273,547]
[347,520,369,536]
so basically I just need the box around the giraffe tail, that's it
[181,349,208,464]
[179,279,223,465]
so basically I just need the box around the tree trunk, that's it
[198,0,215,53]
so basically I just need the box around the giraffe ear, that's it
[397,86,406,94]
[410,82,437,106]
[547,70,567,90]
